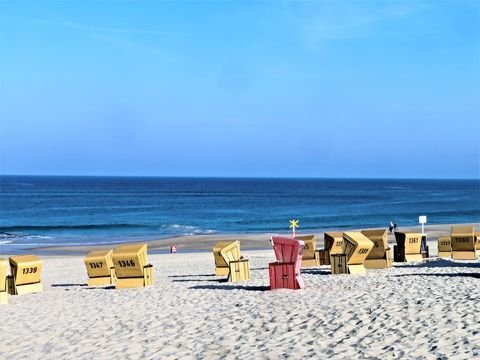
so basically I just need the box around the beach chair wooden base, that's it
[437,251,451,258]
[88,275,113,287]
[269,262,304,290]
[228,259,250,282]
[364,258,391,269]
[331,254,348,274]
[0,274,7,303]
[452,251,477,260]
[394,246,423,263]
[0,260,7,304]
[88,267,116,287]
[215,267,230,276]
[0,292,7,304]
[116,265,154,289]
[301,257,319,268]
[9,281,43,295]
[364,248,392,269]
[405,254,423,262]
[347,264,366,274]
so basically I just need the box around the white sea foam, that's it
[193,229,216,234]
[162,224,217,236]
[25,235,53,240]
[162,224,198,230]
[160,224,215,235]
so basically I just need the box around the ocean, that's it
[0,176,479,252]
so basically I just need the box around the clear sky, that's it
[0,1,479,178]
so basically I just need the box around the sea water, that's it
[0,176,479,252]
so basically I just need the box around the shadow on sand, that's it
[301,268,332,275]
[51,283,115,290]
[189,284,270,292]
[394,258,480,269]
[171,278,226,283]
[391,272,480,279]
[168,274,216,278]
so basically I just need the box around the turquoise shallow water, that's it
[0,176,479,251]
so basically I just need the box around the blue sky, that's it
[0,1,479,178]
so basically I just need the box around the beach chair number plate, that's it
[118,260,136,267]
[89,262,103,269]
[409,238,419,244]
[22,267,38,274]
[358,248,370,255]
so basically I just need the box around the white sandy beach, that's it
[2,231,480,359]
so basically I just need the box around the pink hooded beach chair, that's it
[269,236,305,290]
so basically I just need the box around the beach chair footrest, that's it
[301,258,319,268]
[405,254,424,262]
[228,259,250,282]
[11,281,43,295]
[215,267,230,276]
[88,276,114,287]
[437,251,451,258]
[364,258,391,269]
[452,251,477,260]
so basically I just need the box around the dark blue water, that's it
[1,176,479,251]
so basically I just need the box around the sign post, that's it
[419,216,427,235]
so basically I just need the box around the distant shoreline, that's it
[14,223,478,256]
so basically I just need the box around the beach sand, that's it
[2,225,480,359]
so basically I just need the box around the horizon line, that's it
[0,174,479,181]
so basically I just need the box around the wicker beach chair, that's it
[213,241,236,276]
[112,243,154,288]
[217,240,250,282]
[477,232,480,253]
[437,236,451,258]
[394,232,423,262]
[324,232,344,256]
[361,229,392,269]
[269,236,305,289]
[450,226,478,260]
[295,234,319,268]
[0,259,8,304]
[213,240,250,281]
[84,249,116,286]
[8,255,43,295]
[334,232,374,275]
